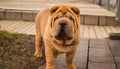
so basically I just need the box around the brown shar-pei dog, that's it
[34,4,80,69]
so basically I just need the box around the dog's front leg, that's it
[34,33,43,57]
[66,50,76,69]
[45,46,56,69]
[34,17,43,57]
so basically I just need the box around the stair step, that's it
[109,33,120,40]
[0,2,117,26]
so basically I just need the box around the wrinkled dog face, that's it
[49,5,80,45]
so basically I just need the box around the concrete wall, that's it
[0,0,92,2]
[93,0,117,6]
[117,0,120,22]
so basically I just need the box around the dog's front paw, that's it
[67,64,76,69]
[34,51,42,57]
[46,65,54,69]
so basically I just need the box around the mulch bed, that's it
[0,30,45,69]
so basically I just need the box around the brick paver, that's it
[88,39,116,69]
[108,39,120,69]
[41,38,89,69]
[88,63,116,69]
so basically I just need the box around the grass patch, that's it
[0,30,45,69]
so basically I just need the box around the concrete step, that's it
[0,0,91,2]
[0,2,117,26]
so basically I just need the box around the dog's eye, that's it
[54,16,58,21]
[69,16,74,20]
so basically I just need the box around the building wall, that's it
[93,0,117,6]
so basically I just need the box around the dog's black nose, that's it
[59,21,67,28]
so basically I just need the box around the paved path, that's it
[41,38,120,69]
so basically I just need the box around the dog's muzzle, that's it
[55,21,72,40]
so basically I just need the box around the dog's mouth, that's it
[55,28,73,41]
[54,40,75,47]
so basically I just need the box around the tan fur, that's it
[34,5,80,69]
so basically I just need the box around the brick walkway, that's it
[41,38,120,69]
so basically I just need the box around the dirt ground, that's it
[0,30,45,69]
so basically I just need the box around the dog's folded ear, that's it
[50,5,60,15]
[69,6,80,16]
